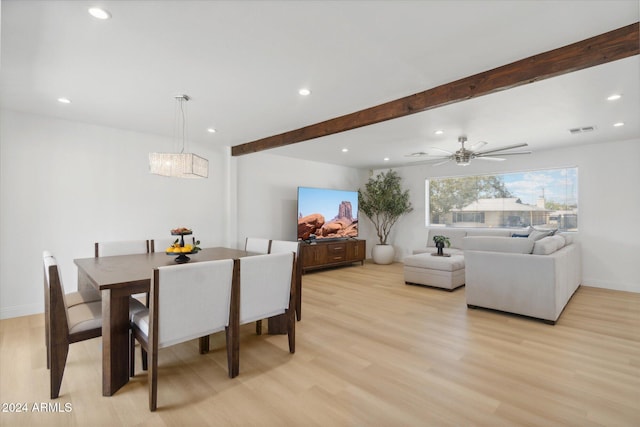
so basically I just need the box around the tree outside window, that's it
[426,168,578,231]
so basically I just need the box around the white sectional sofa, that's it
[464,233,581,324]
[403,227,581,323]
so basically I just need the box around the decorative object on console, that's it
[359,169,413,264]
[149,94,209,178]
[432,235,451,256]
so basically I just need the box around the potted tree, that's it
[358,170,413,264]
[432,235,450,256]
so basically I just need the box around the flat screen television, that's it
[297,187,359,241]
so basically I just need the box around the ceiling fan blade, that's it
[428,147,454,155]
[476,156,506,161]
[476,143,528,155]
[469,141,488,150]
[477,151,532,157]
[432,159,452,166]
[404,152,429,157]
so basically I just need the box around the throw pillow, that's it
[511,233,529,238]
[528,229,554,241]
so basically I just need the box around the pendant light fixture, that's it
[149,94,209,178]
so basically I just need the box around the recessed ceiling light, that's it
[607,94,622,101]
[57,97,71,104]
[207,128,217,133]
[298,88,311,96]
[434,130,444,135]
[341,148,349,153]
[88,7,111,20]
[383,157,390,162]
[613,122,625,127]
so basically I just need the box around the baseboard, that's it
[582,278,640,293]
[0,302,43,320]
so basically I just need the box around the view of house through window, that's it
[426,167,578,231]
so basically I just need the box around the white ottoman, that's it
[403,253,465,290]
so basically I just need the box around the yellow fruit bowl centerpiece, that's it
[166,228,201,263]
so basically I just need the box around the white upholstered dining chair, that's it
[43,251,146,399]
[130,259,235,411]
[43,252,102,398]
[95,239,151,303]
[42,251,101,372]
[149,238,178,253]
[95,239,150,257]
[229,252,295,377]
[244,237,271,254]
[269,240,302,321]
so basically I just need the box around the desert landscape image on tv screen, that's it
[297,187,358,240]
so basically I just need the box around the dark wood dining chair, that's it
[43,251,103,398]
[244,237,271,254]
[95,239,151,304]
[43,251,146,399]
[149,238,178,253]
[42,251,101,370]
[269,240,302,321]
[229,252,296,378]
[94,240,150,257]
[129,259,236,411]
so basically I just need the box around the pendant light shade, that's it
[149,94,209,178]
[148,152,208,178]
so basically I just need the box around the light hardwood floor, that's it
[1,261,639,426]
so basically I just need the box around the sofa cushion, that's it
[558,232,575,245]
[427,229,467,249]
[532,235,566,255]
[463,236,535,254]
[466,228,513,238]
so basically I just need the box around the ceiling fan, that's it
[406,136,531,166]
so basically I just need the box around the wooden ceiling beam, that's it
[231,22,639,157]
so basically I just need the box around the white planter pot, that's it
[372,244,395,265]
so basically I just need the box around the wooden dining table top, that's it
[74,247,255,291]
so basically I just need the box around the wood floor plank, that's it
[1,261,639,426]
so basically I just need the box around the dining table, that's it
[74,246,282,396]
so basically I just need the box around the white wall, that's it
[234,151,367,249]
[2,109,636,320]
[383,138,640,292]
[0,110,229,319]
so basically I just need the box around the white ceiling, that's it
[1,1,638,170]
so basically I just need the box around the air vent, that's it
[569,126,597,134]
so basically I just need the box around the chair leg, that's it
[129,330,135,377]
[141,347,148,371]
[45,319,50,370]
[226,326,239,379]
[50,341,69,399]
[287,309,296,354]
[148,348,158,411]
